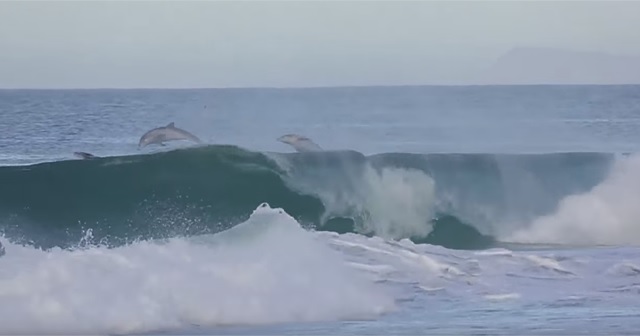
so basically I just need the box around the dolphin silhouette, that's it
[73,151,98,160]
[277,134,323,152]
[138,122,202,148]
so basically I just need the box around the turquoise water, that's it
[1,85,640,335]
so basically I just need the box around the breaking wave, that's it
[0,144,628,249]
[508,153,640,245]
[0,203,394,335]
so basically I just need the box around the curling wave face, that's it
[0,145,624,249]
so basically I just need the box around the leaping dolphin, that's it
[73,151,98,160]
[138,122,202,148]
[277,134,323,152]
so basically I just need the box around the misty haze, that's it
[1,1,640,88]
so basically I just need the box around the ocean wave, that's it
[507,153,640,245]
[0,145,622,249]
[0,203,394,335]
[2,203,638,334]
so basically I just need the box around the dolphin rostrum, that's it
[277,134,323,152]
[73,151,98,160]
[138,122,203,148]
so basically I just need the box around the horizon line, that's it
[2,83,640,91]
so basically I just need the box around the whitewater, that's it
[1,85,640,334]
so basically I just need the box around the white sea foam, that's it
[507,154,640,245]
[484,293,521,301]
[0,203,394,335]
[2,214,640,335]
[355,166,437,239]
[300,163,437,240]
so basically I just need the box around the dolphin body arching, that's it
[277,134,323,152]
[138,122,203,148]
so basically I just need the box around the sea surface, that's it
[1,85,640,335]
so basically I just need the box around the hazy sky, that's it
[1,1,639,88]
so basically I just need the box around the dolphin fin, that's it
[73,151,97,159]
[167,122,175,128]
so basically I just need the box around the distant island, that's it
[477,47,640,85]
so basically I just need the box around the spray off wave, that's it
[273,150,437,240]
[509,153,640,245]
[0,203,394,335]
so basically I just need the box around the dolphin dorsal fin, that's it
[167,122,175,128]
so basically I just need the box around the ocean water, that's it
[1,85,640,335]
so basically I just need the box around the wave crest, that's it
[0,145,620,248]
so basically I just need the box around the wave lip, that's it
[0,203,394,335]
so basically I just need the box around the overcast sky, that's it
[1,1,639,88]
